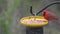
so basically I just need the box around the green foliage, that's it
[0,0,20,34]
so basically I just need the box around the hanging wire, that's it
[30,6,34,15]
[30,1,60,15]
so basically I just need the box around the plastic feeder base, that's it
[26,27,43,34]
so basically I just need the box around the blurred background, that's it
[0,0,60,34]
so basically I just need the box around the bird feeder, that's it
[20,16,48,27]
[19,1,60,34]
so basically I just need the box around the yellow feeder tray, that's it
[20,16,48,27]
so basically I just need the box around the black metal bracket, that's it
[30,1,60,16]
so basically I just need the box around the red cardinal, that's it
[42,10,60,22]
